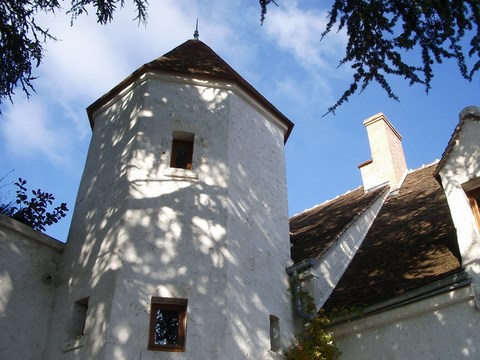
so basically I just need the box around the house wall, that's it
[331,286,480,360]
[43,74,294,360]
[436,107,480,294]
[0,215,64,360]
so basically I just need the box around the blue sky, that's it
[1,0,478,241]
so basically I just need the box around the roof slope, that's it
[290,186,388,263]
[87,40,293,140]
[321,164,461,311]
[144,39,243,80]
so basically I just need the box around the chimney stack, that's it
[358,113,407,191]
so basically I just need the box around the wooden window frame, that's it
[148,297,188,352]
[467,188,480,231]
[462,178,480,232]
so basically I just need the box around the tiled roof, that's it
[144,39,242,81]
[87,40,293,141]
[320,164,461,311]
[290,186,388,263]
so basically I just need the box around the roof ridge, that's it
[407,160,439,173]
[290,185,364,219]
[321,185,390,257]
[291,162,440,221]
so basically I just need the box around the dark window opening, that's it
[148,297,187,352]
[73,297,89,337]
[269,315,281,352]
[170,140,193,169]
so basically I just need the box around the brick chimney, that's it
[358,113,407,191]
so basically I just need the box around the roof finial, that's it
[193,19,199,40]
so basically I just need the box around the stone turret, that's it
[43,39,296,359]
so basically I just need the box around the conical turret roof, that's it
[87,39,293,141]
[145,39,242,81]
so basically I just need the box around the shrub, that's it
[285,314,340,360]
[0,178,68,232]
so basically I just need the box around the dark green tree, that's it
[1,1,479,113]
[260,0,480,113]
[0,0,147,108]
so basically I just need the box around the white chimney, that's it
[358,113,407,191]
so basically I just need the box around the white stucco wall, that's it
[224,91,295,358]
[436,107,480,294]
[331,286,480,359]
[0,215,64,360]
[43,73,294,360]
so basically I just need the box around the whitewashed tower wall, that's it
[43,40,295,360]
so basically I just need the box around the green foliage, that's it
[0,178,68,232]
[289,278,317,314]
[285,314,341,360]
[260,0,480,114]
[0,0,55,107]
[328,305,364,321]
[301,288,316,314]
[0,0,148,108]
[4,1,479,113]
[287,279,340,360]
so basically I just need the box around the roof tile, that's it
[290,186,388,263]
[321,164,461,311]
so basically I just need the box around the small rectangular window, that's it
[170,140,193,169]
[73,297,89,336]
[269,315,281,352]
[63,297,89,352]
[170,132,194,170]
[148,297,188,352]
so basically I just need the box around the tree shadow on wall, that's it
[38,78,293,359]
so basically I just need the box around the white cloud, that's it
[0,0,235,172]
[6,1,347,171]
[1,98,72,164]
[0,0,200,168]
[37,14,134,101]
[35,1,198,103]
[59,101,90,141]
[263,2,347,72]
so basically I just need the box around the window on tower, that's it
[148,297,188,352]
[73,297,89,337]
[170,132,194,170]
[269,315,281,352]
[63,297,89,352]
